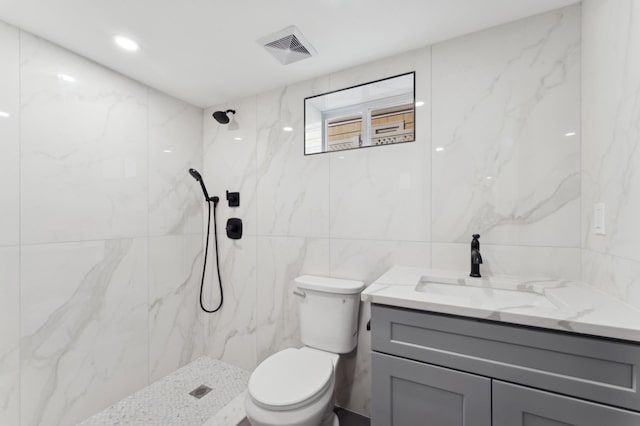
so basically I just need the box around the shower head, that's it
[188,168,210,202]
[213,109,236,124]
[189,168,202,181]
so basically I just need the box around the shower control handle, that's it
[226,218,243,239]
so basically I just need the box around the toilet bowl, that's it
[245,347,339,426]
[245,275,364,426]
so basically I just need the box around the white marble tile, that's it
[330,238,431,285]
[20,32,148,244]
[582,0,640,264]
[329,238,430,417]
[432,242,581,280]
[255,236,330,363]
[20,238,148,426]
[204,235,257,371]
[328,46,428,94]
[203,96,258,236]
[0,22,19,246]
[0,246,19,425]
[256,78,331,238]
[582,249,640,311]
[329,48,431,242]
[149,235,206,382]
[432,5,581,247]
[149,89,203,237]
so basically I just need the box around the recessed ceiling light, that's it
[565,131,576,137]
[415,101,425,107]
[162,149,172,153]
[486,176,493,180]
[57,73,76,83]
[435,146,445,152]
[114,36,139,52]
[0,111,9,118]
[283,126,293,132]
[233,136,243,141]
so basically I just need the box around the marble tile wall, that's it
[431,5,582,279]
[581,0,640,309]
[0,22,204,425]
[0,2,607,423]
[0,20,20,426]
[0,247,19,426]
[202,5,582,417]
[0,21,19,247]
[432,7,581,248]
[202,96,258,371]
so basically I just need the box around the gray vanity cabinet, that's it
[371,304,640,426]
[493,381,640,426]
[372,352,491,426]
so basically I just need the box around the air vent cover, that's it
[258,26,317,65]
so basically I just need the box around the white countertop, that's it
[362,267,640,342]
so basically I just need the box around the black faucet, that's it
[470,234,483,278]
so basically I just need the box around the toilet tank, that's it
[294,275,365,354]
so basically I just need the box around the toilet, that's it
[245,275,365,426]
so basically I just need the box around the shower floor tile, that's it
[80,356,250,426]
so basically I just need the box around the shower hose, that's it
[200,198,224,313]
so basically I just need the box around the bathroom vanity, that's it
[362,268,640,426]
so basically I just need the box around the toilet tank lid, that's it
[294,275,365,295]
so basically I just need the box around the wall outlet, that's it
[594,203,606,235]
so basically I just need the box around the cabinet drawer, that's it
[371,304,640,411]
[372,352,490,426]
[493,381,640,426]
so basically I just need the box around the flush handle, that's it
[292,289,306,298]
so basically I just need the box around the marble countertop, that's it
[362,267,640,342]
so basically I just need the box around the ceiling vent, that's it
[258,26,317,65]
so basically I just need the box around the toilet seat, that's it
[248,348,334,411]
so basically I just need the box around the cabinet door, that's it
[372,352,491,426]
[493,381,640,426]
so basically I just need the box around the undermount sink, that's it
[414,278,559,310]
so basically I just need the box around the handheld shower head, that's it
[188,168,210,202]
[189,168,202,181]
[213,109,236,124]
[189,169,224,315]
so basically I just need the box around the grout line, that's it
[15,232,203,248]
[582,248,640,265]
[145,87,151,386]
[246,233,580,250]
[17,27,22,426]
[579,34,584,283]
[200,101,207,353]
[253,95,259,367]
[328,71,333,276]
[429,45,433,269]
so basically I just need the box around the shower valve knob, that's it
[226,218,243,239]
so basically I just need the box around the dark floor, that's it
[335,407,371,426]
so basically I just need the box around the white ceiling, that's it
[0,0,580,108]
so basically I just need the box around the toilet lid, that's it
[248,348,333,410]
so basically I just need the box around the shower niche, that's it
[304,72,415,155]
